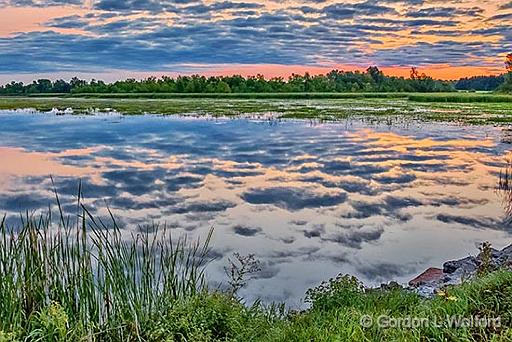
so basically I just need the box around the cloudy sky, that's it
[0,0,511,82]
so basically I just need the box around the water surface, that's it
[0,111,511,305]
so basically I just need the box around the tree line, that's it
[2,62,512,95]
[455,75,505,91]
[0,67,454,95]
[455,54,512,92]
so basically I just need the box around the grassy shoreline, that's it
[0,205,511,341]
[3,92,511,102]
[68,92,412,100]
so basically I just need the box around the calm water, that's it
[1,111,511,305]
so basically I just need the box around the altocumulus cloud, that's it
[0,0,510,74]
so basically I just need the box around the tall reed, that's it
[0,188,213,339]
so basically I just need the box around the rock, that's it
[443,256,477,274]
[409,268,449,298]
[442,267,474,286]
[407,244,512,299]
[414,283,438,298]
[501,244,512,255]
[496,244,512,267]
[409,268,444,287]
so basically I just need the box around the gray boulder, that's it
[443,256,477,274]
[496,245,512,267]
[409,244,512,298]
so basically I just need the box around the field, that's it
[0,206,511,341]
[1,93,512,124]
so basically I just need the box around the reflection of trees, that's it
[498,155,512,222]
[501,128,512,144]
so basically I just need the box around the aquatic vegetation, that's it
[1,94,512,124]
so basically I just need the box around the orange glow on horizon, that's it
[0,63,505,85]
[198,64,505,81]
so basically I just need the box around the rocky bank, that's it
[407,243,512,297]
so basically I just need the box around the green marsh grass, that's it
[68,92,409,100]
[408,93,512,103]
[17,91,512,103]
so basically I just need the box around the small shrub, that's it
[305,274,365,311]
[148,293,250,341]
[478,241,495,276]
[224,253,261,296]
[27,302,69,342]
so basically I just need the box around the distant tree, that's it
[367,66,385,84]
[455,75,505,91]
[70,77,87,90]
[27,79,52,93]
[288,73,306,92]
[410,67,428,80]
[3,81,25,94]
[410,67,420,80]
[215,81,232,93]
[409,67,433,91]
[52,79,72,93]
[499,53,512,93]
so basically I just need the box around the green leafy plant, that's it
[27,302,69,342]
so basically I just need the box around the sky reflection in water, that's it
[0,111,511,306]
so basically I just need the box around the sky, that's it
[0,0,511,83]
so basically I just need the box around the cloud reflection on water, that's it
[0,112,511,305]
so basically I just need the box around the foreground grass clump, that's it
[0,205,218,341]
[263,273,512,341]
[0,204,511,341]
